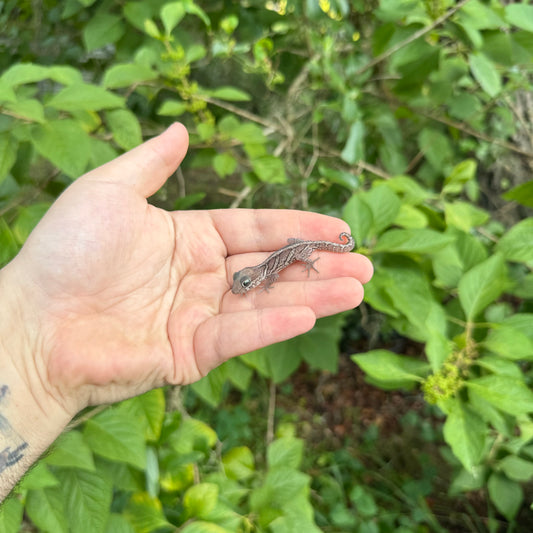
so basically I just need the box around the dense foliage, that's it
[1,0,532,531]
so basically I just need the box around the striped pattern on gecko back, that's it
[231,232,355,294]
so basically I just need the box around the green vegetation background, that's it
[1,0,532,531]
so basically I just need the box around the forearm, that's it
[0,263,71,502]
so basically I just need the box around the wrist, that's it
[0,261,71,501]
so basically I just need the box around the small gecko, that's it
[231,232,355,295]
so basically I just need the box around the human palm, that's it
[7,123,372,415]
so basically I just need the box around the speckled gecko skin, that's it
[231,232,355,295]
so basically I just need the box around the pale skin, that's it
[0,122,373,502]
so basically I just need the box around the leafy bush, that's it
[1,0,533,530]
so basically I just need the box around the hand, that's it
[2,123,373,416]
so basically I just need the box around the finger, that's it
[86,122,189,198]
[209,209,353,255]
[223,277,365,318]
[227,252,373,286]
[193,306,316,378]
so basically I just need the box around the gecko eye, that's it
[240,277,252,289]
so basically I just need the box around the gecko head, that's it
[231,268,257,295]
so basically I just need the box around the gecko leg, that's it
[301,257,320,276]
[260,273,279,292]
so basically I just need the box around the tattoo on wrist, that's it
[0,385,28,474]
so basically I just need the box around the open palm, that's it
[8,123,372,414]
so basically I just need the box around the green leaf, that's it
[105,108,142,150]
[26,487,68,533]
[18,462,59,490]
[12,203,51,245]
[268,437,304,470]
[362,184,401,235]
[443,400,486,471]
[44,430,95,471]
[83,405,147,469]
[469,53,502,97]
[374,228,454,254]
[213,152,237,177]
[31,119,92,177]
[57,468,112,533]
[505,4,533,33]
[47,83,125,111]
[105,514,136,533]
[443,159,477,196]
[181,522,231,533]
[0,133,17,182]
[225,357,253,391]
[222,446,255,480]
[444,201,489,232]
[485,325,533,360]
[495,218,533,264]
[119,389,166,441]
[0,63,50,86]
[503,180,533,208]
[341,121,365,164]
[4,98,45,123]
[0,497,23,533]
[203,86,251,101]
[0,78,16,103]
[466,375,533,415]
[498,455,533,482]
[418,128,453,171]
[82,13,125,51]
[184,483,219,519]
[393,204,428,229]
[190,363,229,406]
[487,473,523,520]
[458,254,507,320]
[252,155,286,183]
[170,417,217,455]
[102,63,158,89]
[157,99,188,116]
[160,2,186,35]
[0,218,19,266]
[352,350,428,384]
[342,193,373,245]
[124,493,172,533]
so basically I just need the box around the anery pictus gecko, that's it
[231,232,355,294]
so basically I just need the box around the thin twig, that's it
[354,0,473,77]
[266,379,276,446]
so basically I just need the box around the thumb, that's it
[91,122,189,198]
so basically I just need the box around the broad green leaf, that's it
[0,218,18,266]
[26,487,68,533]
[225,357,253,391]
[268,437,304,470]
[0,78,16,102]
[31,119,91,177]
[44,430,95,470]
[342,193,373,245]
[183,483,219,519]
[252,155,286,183]
[83,406,147,469]
[469,53,502,97]
[161,2,186,35]
[503,180,533,208]
[47,83,125,111]
[17,462,58,490]
[190,363,229,406]
[387,175,430,205]
[0,133,17,182]
[341,121,365,164]
[458,254,507,320]
[106,108,142,150]
[183,0,210,26]
[352,349,428,383]
[476,356,521,379]
[82,13,125,51]
[203,86,251,101]
[57,468,112,533]
[444,201,489,232]
[222,447,255,480]
[102,63,158,89]
[484,325,533,360]
[393,204,428,229]
[425,332,453,372]
[170,417,217,455]
[443,159,477,195]
[48,66,84,85]
[105,514,136,533]
[498,455,533,482]
[418,128,453,171]
[213,152,237,177]
[119,389,166,441]
[181,522,232,533]
[362,184,401,235]
[4,98,45,123]
[374,228,454,254]
[505,4,533,33]
[466,375,533,415]
[0,497,23,533]
[488,473,523,520]
[12,203,51,245]
[496,218,533,264]
[0,63,50,86]
[443,400,486,470]
[124,492,172,533]
[157,99,188,116]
